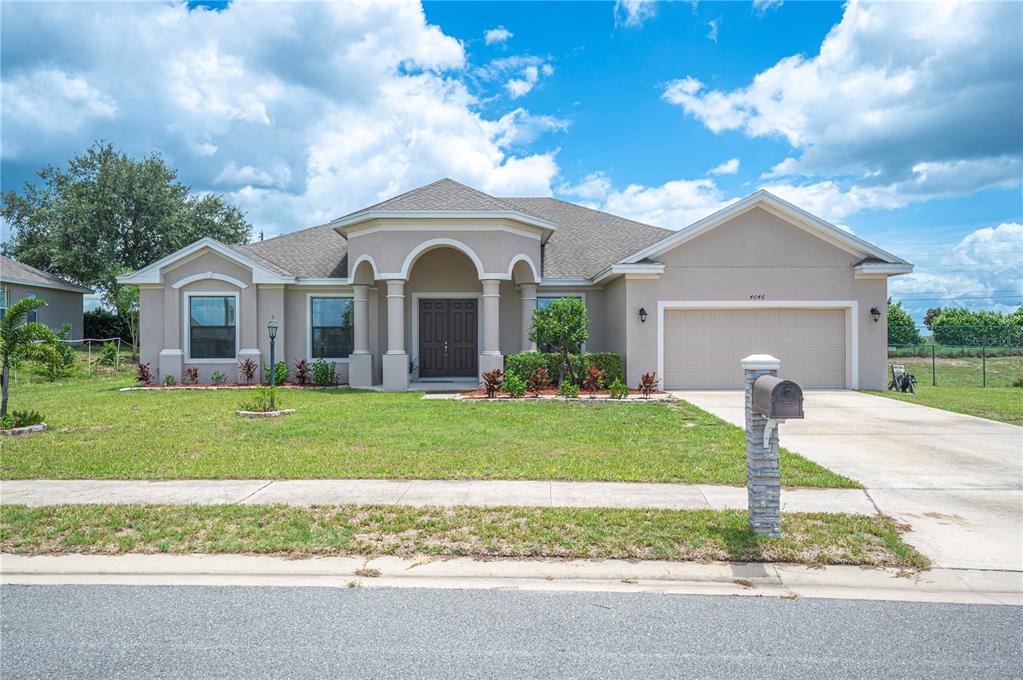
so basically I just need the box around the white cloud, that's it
[557,172,613,202]
[889,223,1023,318]
[663,1,1023,213]
[706,17,721,42]
[614,0,658,28]
[484,26,513,45]
[1,2,563,232]
[709,158,740,175]
[478,55,554,99]
[1,68,117,141]
[752,0,783,15]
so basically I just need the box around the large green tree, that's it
[1,142,251,299]
[887,298,923,345]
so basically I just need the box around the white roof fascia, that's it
[331,210,556,241]
[620,190,911,267]
[0,275,92,294]
[115,238,295,286]
[854,263,914,279]
[590,263,665,286]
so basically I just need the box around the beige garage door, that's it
[663,308,847,389]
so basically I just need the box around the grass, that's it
[0,503,928,568]
[867,385,1023,426]
[891,354,1021,388]
[0,367,856,487]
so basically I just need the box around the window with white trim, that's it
[0,288,7,319]
[310,297,354,359]
[189,296,236,359]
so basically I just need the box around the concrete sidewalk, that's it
[2,553,1019,606]
[0,479,876,514]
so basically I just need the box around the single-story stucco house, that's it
[0,254,93,339]
[118,179,912,391]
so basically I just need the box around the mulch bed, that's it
[458,388,671,402]
[120,383,348,392]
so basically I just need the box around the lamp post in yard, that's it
[267,317,279,411]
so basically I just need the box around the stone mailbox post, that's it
[741,354,805,538]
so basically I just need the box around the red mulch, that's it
[459,388,667,399]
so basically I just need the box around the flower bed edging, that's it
[235,409,296,418]
[456,392,673,403]
[0,423,48,436]
[120,384,348,392]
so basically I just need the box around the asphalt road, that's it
[1,585,1020,679]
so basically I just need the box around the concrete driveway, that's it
[673,390,1023,572]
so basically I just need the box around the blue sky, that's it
[2,0,1020,321]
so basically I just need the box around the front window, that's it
[311,297,353,359]
[24,292,37,323]
[0,288,7,319]
[189,295,236,359]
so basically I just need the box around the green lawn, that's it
[891,354,1021,388]
[0,368,856,487]
[0,504,927,568]
[867,385,1023,426]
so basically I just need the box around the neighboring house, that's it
[0,255,93,339]
[118,179,912,391]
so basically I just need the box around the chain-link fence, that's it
[888,342,1022,388]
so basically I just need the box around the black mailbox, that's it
[752,375,804,419]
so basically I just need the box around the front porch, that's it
[347,244,541,391]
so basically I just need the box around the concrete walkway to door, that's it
[673,390,1023,571]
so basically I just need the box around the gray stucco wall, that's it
[2,283,85,339]
[620,207,889,390]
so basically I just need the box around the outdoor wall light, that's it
[639,307,648,323]
[870,307,881,323]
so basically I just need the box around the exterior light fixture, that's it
[639,307,648,323]
[870,307,881,323]
[267,317,280,409]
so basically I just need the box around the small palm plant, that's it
[1,297,53,418]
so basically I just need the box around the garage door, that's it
[663,308,847,389]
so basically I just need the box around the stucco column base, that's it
[158,349,183,383]
[478,353,504,381]
[382,353,409,392]
[348,353,373,388]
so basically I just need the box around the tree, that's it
[112,283,140,354]
[931,307,1019,346]
[529,297,590,385]
[923,307,943,331]
[887,298,923,345]
[1,142,251,300]
[0,298,57,418]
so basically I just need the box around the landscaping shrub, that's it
[0,409,44,430]
[481,369,504,398]
[210,370,227,385]
[557,382,579,398]
[163,374,176,386]
[312,359,336,386]
[529,297,589,384]
[239,386,281,413]
[607,377,629,399]
[582,365,606,397]
[83,308,132,344]
[505,351,624,386]
[184,367,199,384]
[638,372,657,398]
[527,366,552,397]
[503,372,526,398]
[294,359,311,385]
[96,341,121,367]
[136,362,153,385]
[237,358,257,385]
[263,361,288,386]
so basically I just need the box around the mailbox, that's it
[751,375,804,420]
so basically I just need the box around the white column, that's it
[518,283,537,352]
[382,279,408,391]
[479,279,504,375]
[348,284,372,387]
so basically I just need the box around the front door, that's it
[419,299,478,377]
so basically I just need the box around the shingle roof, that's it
[230,180,671,281]
[234,225,348,279]
[0,255,93,294]
[500,197,671,279]
[348,178,539,215]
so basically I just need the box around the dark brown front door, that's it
[419,299,477,377]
